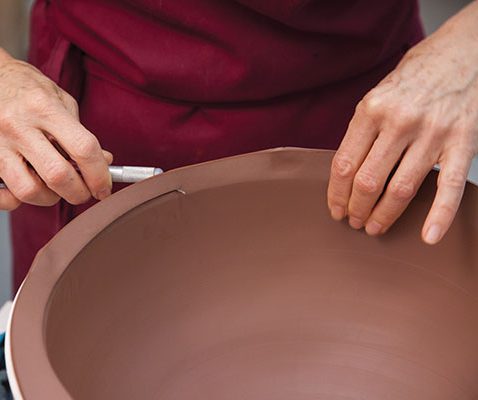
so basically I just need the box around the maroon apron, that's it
[11,0,424,290]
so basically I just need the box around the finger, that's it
[328,101,380,221]
[102,150,113,165]
[17,130,92,205]
[44,137,112,165]
[39,113,112,200]
[347,133,408,229]
[421,149,472,245]
[0,150,60,206]
[364,142,437,236]
[0,187,20,211]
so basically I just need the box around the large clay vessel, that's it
[6,148,478,399]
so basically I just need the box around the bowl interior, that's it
[44,168,478,399]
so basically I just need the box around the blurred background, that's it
[0,0,475,303]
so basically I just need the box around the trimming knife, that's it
[0,165,163,189]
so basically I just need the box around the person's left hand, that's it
[327,2,478,245]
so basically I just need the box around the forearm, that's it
[441,0,478,39]
[418,0,478,60]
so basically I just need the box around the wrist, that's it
[437,1,478,45]
[413,2,478,68]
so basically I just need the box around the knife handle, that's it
[0,165,163,189]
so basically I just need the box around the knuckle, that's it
[386,105,420,131]
[354,171,380,194]
[398,105,420,122]
[71,135,100,161]
[62,93,79,113]
[436,203,457,221]
[44,163,71,187]
[88,175,108,191]
[359,91,384,117]
[389,179,415,200]
[0,114,21,138]
[66,94,78,107]
[26,88,52,110]
[441,169,466,189]
[14,182,40,202]
[332,153,355,179]
[27,90,66,119]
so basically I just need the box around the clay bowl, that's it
[6,148,478,399]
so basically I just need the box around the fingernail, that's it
[365,221,382,236]
[96,188,111,201]
[349,217,363,230]
[331,206,345,221]
[424,224,442,245]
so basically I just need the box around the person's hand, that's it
[0,49,113,211]
[327,2,478,245]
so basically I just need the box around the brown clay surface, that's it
[8,148,478,399]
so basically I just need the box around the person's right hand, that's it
[0,49,113,211]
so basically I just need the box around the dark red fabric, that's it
[11,0,424,290]
[50,0,423,103]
